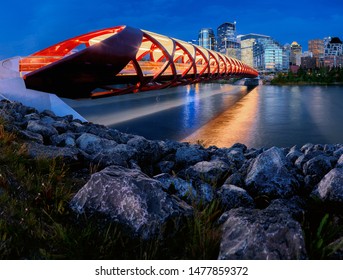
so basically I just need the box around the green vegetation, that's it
[0,121,222,259]
[271,67,343,85]
[0,118,342,259]
[302,199,343,260]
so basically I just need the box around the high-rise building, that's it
[240,34,271,68]
[283,43,291,71]
[198,28,216,50]
[290,42,302,66]
[324,37,343,68]
[325,37,343,56]
[217,22,240,59]
[301,52,316,69]
[308,39,324,67]
[253,37,283,72]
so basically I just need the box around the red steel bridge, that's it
[19,26,259,99]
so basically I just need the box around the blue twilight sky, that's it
[1,0,342,60]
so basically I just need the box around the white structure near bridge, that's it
[0,57,86,121]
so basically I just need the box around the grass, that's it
[0,120,223,259]
[302,198,343,259]
[1,117,343,259]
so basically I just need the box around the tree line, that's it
[271,67,343,85]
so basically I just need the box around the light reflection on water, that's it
[65,84,343,148]
[182,86,259,147]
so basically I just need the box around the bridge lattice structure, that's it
[20,26,259,98]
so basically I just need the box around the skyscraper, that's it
[290,42,302,66]
[308,39,324,67]
[325,37,343,56]
[253,38,283,72]
[324,37,343,68]
[217,22,240,59]
[240,34,271,67]
[283,43,291,71]
[198,28,216,50]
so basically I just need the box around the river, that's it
[64,83,343,148]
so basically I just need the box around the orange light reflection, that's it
[181,87,260,148]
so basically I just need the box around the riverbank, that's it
[269,81,343,86]
[1,100,343,259]
[269,67,343,85]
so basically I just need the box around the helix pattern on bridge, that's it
[20,26,258,98]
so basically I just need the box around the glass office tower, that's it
[198,28,216,50]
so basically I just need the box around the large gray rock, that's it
[336,154,343,168]
[156,160,175,174]
[127,136,162,163]
[26,142,79,162]
[312,168,343,205]
[51,133,76,147]
[211,147,245,170]
[26,120,58,139]
[303,155,334,177]
[18,130,44,144]
[217,184,254,210]
[245,147,299,199]
[333,147,343,158]
[286,146,303,163]
[112,144,138,162]
[197,182,215,204]
[224,172,244,187]
[107,129,134,144]
[175,146,209,166]
[186,160,230,186]
[70,166,193,239]
[294,150,324,170]
[218,205,307,260]
[154,173,197,202]
[90,152,128,169]
[76,133,117,154]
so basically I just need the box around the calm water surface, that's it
[66,84,343,148]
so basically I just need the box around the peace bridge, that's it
[19,25,259,99]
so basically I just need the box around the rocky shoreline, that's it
[1,100,343,259]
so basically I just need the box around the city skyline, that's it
[1,0,343,60]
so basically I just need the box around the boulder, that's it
[175,145,209,166]
[51,133,76,147]
[312,168,343,205]
[112,144,138,162]
[156,160,175,174]
[300,143,315,154]
[286,146,303,163]
[185,160,230,186]
[197,182,215,204]
[334,147,343,158]
[76,133,117,155]
[26,120,58,140]
[245,147,299,199]
[18,130,44,144]
[337,154,343,168]
[70,166,193,239]
[24,113,41,121]
[303,155,334,177]
[217,184,254,210]
[154,173,196,202]
[224,172,244,187]
[294,150,324,170]
[218,204,307,260]
[26,142,79,162]
[127,136,162,163]
[107,129,134,144]
[90,152,128,169]
[244,148,263,159]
